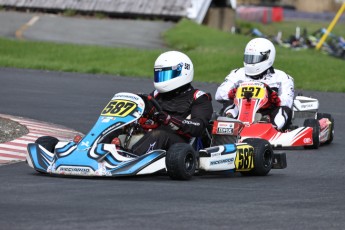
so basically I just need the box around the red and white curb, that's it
[0,114,83,165]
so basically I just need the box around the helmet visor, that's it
[244,50,270,64]
[154,64,183,83]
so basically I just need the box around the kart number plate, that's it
[235,145,254,171]
[101,99,137,117]
[237,85,265,99]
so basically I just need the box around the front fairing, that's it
[235,82,269,123]
[27,93,167,177]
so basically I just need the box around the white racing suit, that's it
[215,67,295,130]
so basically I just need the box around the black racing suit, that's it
[132,84,213,155]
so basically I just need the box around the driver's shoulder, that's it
[229,67,245,77]
[193,89,212,102]
[272,69,293,80]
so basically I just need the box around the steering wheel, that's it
[120,94,162,150]
[137,93,163,129]
[263,83,273,94]
[138,93,162,113]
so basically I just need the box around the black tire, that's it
[317,113,334,145]
[241,138,274,176]
[166,143,197,180]
[303,119,320,149]
[35,136,59,152]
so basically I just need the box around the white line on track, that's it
[27,16,40,26]
[15,15,40,40]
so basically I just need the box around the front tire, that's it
[166,143,197,180]
[241,138,274,176]
[303,119,320,149]
[35,136,59,152]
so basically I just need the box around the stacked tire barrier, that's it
[236,6,283,24]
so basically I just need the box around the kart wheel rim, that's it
[184,153,194,171]
[263,149,273,168]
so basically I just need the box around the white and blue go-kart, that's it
[26,92,287,180]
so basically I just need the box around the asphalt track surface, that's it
[0,11,174,49]
[1,68,345,230]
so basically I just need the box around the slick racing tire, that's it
[166,143,197,180]
[317,113,334,145]
[35,136,59,152]
[241,138,274,176]
[303,119,320,149]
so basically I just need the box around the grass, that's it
[0,18,345,92]
[164,19,345,92]
[0,38,162,77]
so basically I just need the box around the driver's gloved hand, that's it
[227,88,237,100]
[264,84,281,106]
[270,91,281,106]
[154,111,183,131]
[154,111,171,125]
[223,103,238,118]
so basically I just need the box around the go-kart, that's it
[26,92,286,180]
[231,81,334,149]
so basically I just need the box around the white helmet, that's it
[153,51,194,93]
[243,38,276,77]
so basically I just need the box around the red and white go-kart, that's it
[230,81,334,149]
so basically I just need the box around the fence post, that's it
[315,2,345,50]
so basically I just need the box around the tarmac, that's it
[0,10,175,49]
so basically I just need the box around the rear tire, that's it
[317,113,334,145]
[241,138,274,176]
[166,143,197,180]
[303,119,320,149]
[35,136,59,152]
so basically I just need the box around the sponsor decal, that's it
[101,123,123,136]
[216,122,234,134]
[114,94,140,101]
[210,158,234,166]
[58,166,93,175]
[301,103,315,109]
[101,117,115,123]
[303,138,312,144]
[81,141,90,148]
[146,142,156,153]
[217,127,234,134]
[95,162,111,176]
[211,152,221,157]
[182,120,200,126]
[218,122,234,128]
[60,167,90,173]
[240,82,264,87]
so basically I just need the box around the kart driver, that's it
[131,51,213,155]
[215,37,295,130]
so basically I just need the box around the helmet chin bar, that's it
[246,71,265,80]
[248,74,261,80]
